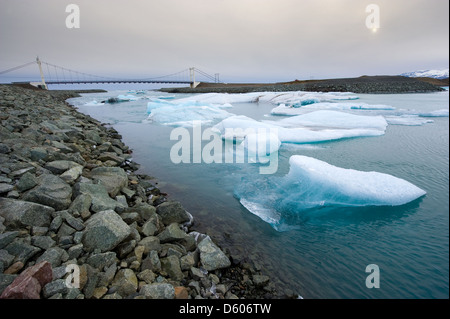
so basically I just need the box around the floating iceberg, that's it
[235,155,426,231]
[385,116,434,126]
[416,109,449,117]
[271,102,395,115]
[147,104,233,127]
[266,110,388,131]
[213,114,386,146]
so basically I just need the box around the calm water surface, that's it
[69,88,449,299]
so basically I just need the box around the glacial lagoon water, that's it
[68,87,449,299]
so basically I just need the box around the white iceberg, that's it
[267,110,388,131]
[385,116,434,126]
[147,104,233,127]
[271,102,395,115]
[236,155,426,231]
[213,114,386,146]
[284,155,426,207]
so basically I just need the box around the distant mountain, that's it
[401,69,449,80]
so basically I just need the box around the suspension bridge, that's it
[0,57,221,89]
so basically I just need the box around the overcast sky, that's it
[0,0,448,83]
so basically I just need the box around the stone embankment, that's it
[161,75,445,94]
[0,84,278,299]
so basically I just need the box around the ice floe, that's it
[147,104,233,127]
[235,155,426,231]
[212,113,386,146]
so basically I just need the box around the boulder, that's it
[22,174,72,211]
[197,236,231,271]
[160,255,184,281]
[44,160,82,175]
[140,283,175,299]
[0,261,52,299]
[90,167,128,197]
[82,210,131,252]
[0,198,54,228]
[73,183,125,213]
[156,201,191,226]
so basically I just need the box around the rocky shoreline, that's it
[160,75,446,94]
[0,84,281,299]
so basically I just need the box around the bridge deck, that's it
[45,80,192,85]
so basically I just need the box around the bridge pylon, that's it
[189,67,200,88]
[33,56,48,90]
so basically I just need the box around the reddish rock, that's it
[19,261,53,287]
[0,261,53,299]
[0,276,41,299]
[174,286,189,299]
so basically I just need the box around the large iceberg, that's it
[271,102,395,115]
[266,110,388,131]
[147,104,233,127]
[212,113,386,146]
[235,155,426,231]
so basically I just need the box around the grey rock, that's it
[197,236,231,271]
[141,220,158,237]
[84,130,103,145]
[36,247,65,267]
[6,190,19,199]
[137,269,156,284]
[156,201,191,226]
[43,279,68,298]
[190,267,207,281]
[140,283,175,299]
[141,250,161,272]
[97,264,117,287]
[73,182,125,213]
[22,174,72,210]
[9,167,36,179]
[87,252,117,270]
[49,215,63,232]
[31,226,48,236]
[60,165,83,184]
[4,240,41,264]
[29,147,49,162]
[160,255,184,281]
[0,249,15,269]
[67,244,84,260]
[180,254,196,271]
[138,236,161,255]
[157,223,188,244]
[0,143,11,154]
[111,268,138,297]
[0,183,13,194]
[44,160,81,175]
[82,210,131,252]
[252,275,270,287]
[90,167,128,198]
[68,194,92,216]
[17,172,38,192]
[51,141,73,154]
[0,231,19,250]
[0,198,54,228]
[132,202,158,221]
[0,274,17,296]
[31,236,56,250]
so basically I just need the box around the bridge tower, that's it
[189,67,200,88]
[34,56,48,90]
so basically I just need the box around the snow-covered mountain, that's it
[401,69,449,79]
